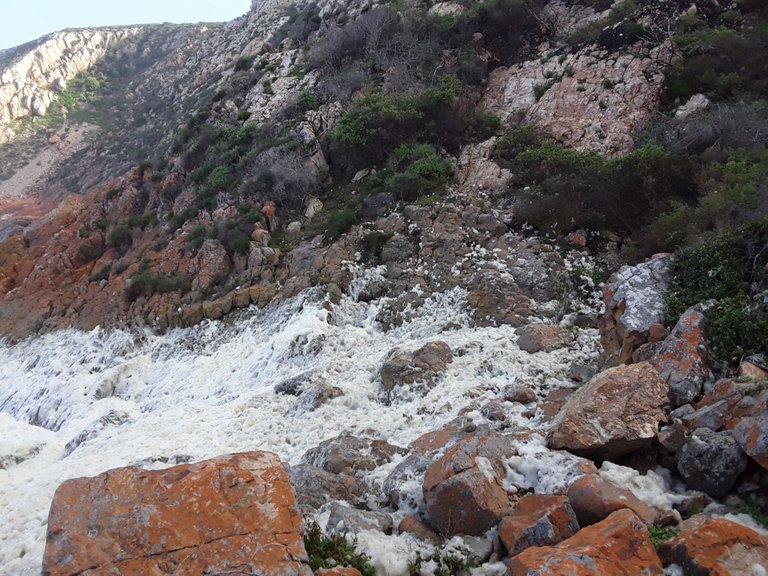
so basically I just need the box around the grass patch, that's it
[649,526,680,548]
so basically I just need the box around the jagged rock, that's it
[732,416,768,471]
[599,254,672,367]
[301,434,405,476]
[324,502,393,535]
[410,423,468,453]
[505,509,663,575]
[289,464,369,512]
[658,420,687,453]
[647,307,712,407]
[680,400,727,432]
[658,516,768,574]
[566,475,669,527]
[379,341,453,399]
[398,516,442,544]
[423,430,517,536]
[548,362,669,459]
[42,452,311,576]
[515,324,573,353]
[498,494,579,557]
[677,428,748,497]
[64,409,130,455]
[502,383,537,404]
[384,453,431,510]
[567,362,597,383]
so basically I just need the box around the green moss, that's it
[648,526,680,548]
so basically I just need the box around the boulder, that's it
[42,452,311,576]
[505,509,663,575]
[732,415,768,470]
[398,516,441,544]
[380,341,453,398]
[423,431,517,536]
[515,324,573,353]
[301,435,404,476]
[566,474,667,527]
[647,307,712,407]
[677,428,748,497]
[599,254,672,367]
[547,362,668,459]
[289,464,369,512]
[502,383,537,404]
[384,453,432,509]
[498,494,580,557]
[324,502,393,535]
[659,516,768,575]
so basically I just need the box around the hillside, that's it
[0,0,767,574]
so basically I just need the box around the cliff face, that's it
[0,28,140,141]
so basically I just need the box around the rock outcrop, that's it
[43,451,311,576]
[547,362,668,459]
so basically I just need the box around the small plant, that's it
[533,82,552,101]
[89,263,112,283]
[185,225,208,251]
[234,55,256,71]
[408,545,479,575]
[78,226,90,239]
[303,522,375,576]
[262,79,274,95]
[598,98,608,109]
[602,78,615,89]
[227,234,251,256]
[564,65,575,77]
[324,209,358,240]
[298,89,320,111]
[649,526,680,548]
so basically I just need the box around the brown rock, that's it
[566,229,588,247]
[647,307,712,407]
[538,387,577,423]
[516,324,573,353]
[380,341,453,397]
[505,509,663,575]
[566,475,667,527]
[423,431,518,536]
[498,494,579,557]
[398,516,442,544]
[502,383,537,404]
[315,569,363,576]
[659,516,768,575]
[289,464,369,512]
[547,362,668,459]
[732,416,768,470]
[42,451,311,576]
[739,360,768,380]
[301,435,404,476]
[410,424,467,453]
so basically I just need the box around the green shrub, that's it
[78,243,106,263]
[206,165,235,191]
[533,82,552,100]
[186,225,208,250]
[262,79,274,95]
[298,89,320,111]
[304,522,374,576]
[106,225,132,247]
[227,234,251,256]
[89,263,112,282]
[365,143,453,201]
[325,209,359,240]
[665,220,768,364]
[125,266,192,301]
[234,55,256,71]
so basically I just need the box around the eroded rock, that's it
[498,494,579,557]
[380,341,453,399]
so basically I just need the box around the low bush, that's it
[125,264,192,301]
[304,522,374,576]
[664,220,768,365]
[324,209,358,240]
[365,143,453,201]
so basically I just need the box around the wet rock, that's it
[467,274,535,328]
[361,192,395,219]
[548,362,669,459]
[659,515,768,575]
[567,362,597,383]
[289,464,369,512]
[275,373,312,396]
[502,383,537,404]
[515,324,573,353]
[301,435,405,476]
[42,452,311,576]
[379,341,453,399]
[566,475,667,527]
[384,453,432,510]
[64,409,130,456]
[292,383,344,414]
[498,494,579,557]
[732,416,768,470]
[481,399,507,421]
[423,431,517,536]
[647,307,712,407]
[410,424,467,453]
[505,509,663,575]
[677,428,748,497]
[324,502,393,535]
[599,254,672,367]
